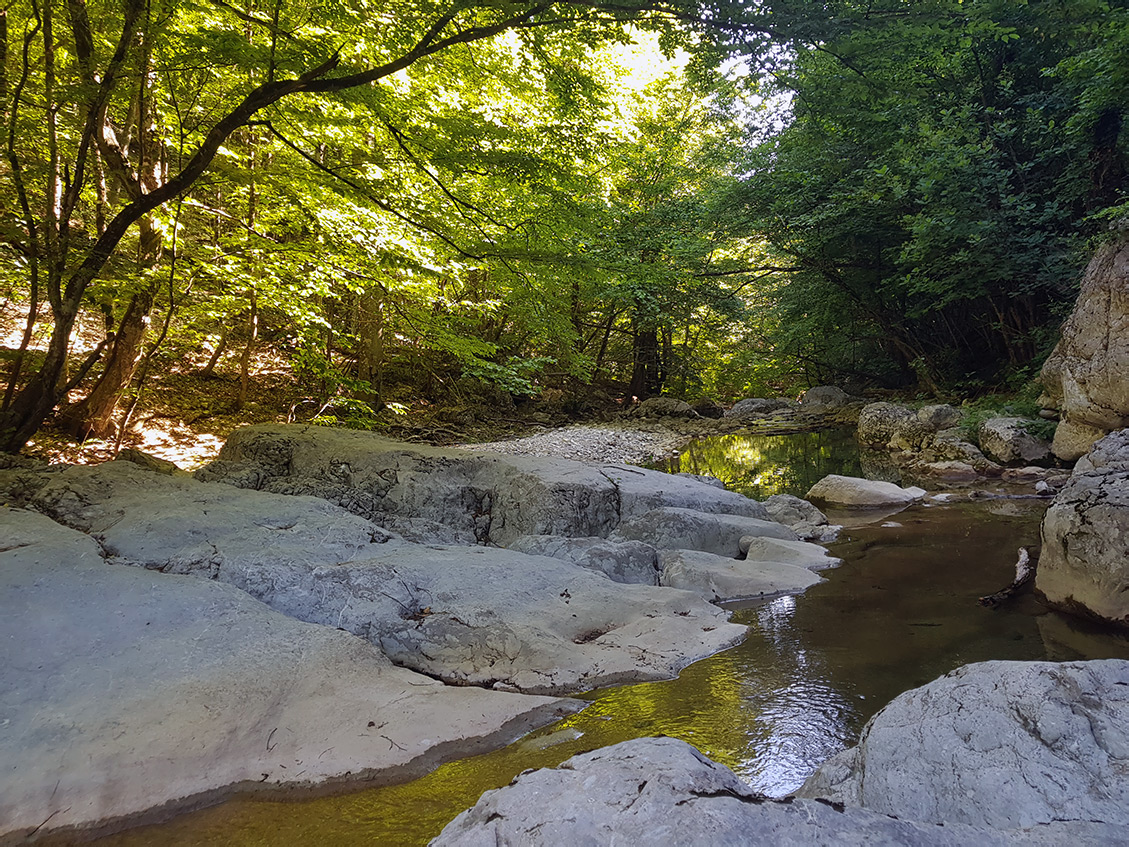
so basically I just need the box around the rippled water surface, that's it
[89,434,1129,847]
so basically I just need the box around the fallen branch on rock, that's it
[979,547,1039,608]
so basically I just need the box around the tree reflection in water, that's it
[653,429,863,499]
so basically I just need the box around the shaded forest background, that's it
[1,0,1126,453]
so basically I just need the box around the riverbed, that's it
[85,430,1129,847]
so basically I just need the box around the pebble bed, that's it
[462,425,688,465]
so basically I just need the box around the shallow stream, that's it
[91,430,1129,847]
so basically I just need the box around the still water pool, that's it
[89,432,1129,847]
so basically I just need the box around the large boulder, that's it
[857,402,918,446]
[856,402,982,463]
[690,397,725,419]
[628,396,698,419]
[724,397,791,418]
[432,737,1121,847]
[806,474,925,508]
[658,549,822,602]
[610,505,796,557]
[1038,440,1129,627]
[799,659,1129,830]
[1040,235,1129,460]
[800,385,856,411]
[978,417,1053,466]
[0,508,575,841]
[196,425,765,546]
[1074,427,1129,473]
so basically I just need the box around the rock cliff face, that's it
[1040,235,1129,460]
[1038,429,1129,627]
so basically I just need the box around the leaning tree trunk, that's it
[59,213,163,440]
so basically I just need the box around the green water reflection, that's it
[652,429,863,499]
[91,500,1129,847]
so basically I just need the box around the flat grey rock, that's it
[230,544,744,694]
[26,463,744,696]
[611,506,795,557]
[0,508,575,841]
[740,535,842,571]
[799,659,1129,829]
[659,549,822,602]
[806,474,926,507]
[506,534,660,584]
[432,737,1121,847]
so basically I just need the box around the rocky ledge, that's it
[0,424,841,841]
[433,659,1129,846]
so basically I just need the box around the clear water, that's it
[651,429,863,499]
[82,433,1129,847]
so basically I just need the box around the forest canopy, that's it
[0,0,1126,452]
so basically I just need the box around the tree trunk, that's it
[235,291,258,412]
[354,286,384,405]
[627,317,661,400]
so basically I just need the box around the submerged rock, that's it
[799,659,1129,829]
[432,737,1121,847]
[806,474,926,508]
[0,508,575,841]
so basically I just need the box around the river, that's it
[88,430,1129,846]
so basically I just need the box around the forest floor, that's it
[2,328,677,470]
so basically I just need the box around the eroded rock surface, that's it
[506,534,660,584]
[432,737,1120,847]
[196,424,764,545]
[0,508,575,841]
[1038,434,1129,626]
[799,659,1129,829]
[24,462,745,695]
[1040,235,1129,460]
[978,417,1053,466]
[610,505,795,557]
[230,544,743,694]
[762,492,841,542]
[857,402,999,478]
